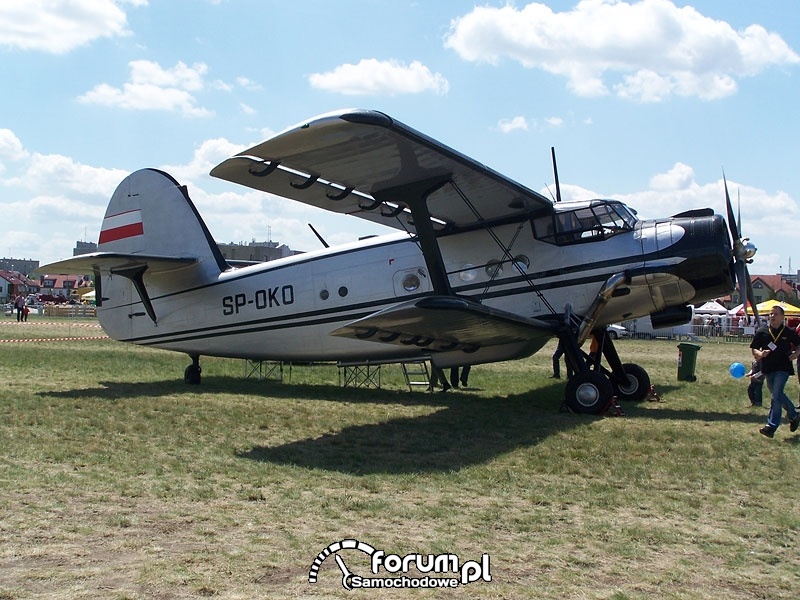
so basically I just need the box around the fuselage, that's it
[97,202,733,364]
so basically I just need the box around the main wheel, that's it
[613,363,650,402]
[564,371,614,414]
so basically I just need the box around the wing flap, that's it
[210,109,553,233]
[331,296,556,352]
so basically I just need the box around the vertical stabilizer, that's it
[99,168,228,277]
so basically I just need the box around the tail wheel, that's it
[614,363,650,402]
[184,363,202,385]
[564,371,614,414]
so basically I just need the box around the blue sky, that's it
[2,0,799,277]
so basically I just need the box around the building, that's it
[74,241,98,256]
[725,273,800,307]
[0,270,40,302]
[217,240,302,264]
[37,274,94,300]
[0,257,39,275]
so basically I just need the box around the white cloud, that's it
[161,137,245,182]
[0,0,139,54]
[78,60,212,117]
[0,130,29,169]
[649,162,695,190]
[21,153,129,197]
[308,59,450,96]
[496,116,529,133]
[444,0,800,102]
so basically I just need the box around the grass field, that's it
[1,317,799,599]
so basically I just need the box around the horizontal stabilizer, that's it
[37,252,197,275]
[331,296,556,353]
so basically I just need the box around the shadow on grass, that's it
[38,376,467,407]
[238,387,573,474]
[39,377,771,475]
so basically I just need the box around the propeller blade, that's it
[744,264,759,325]
[735,259,748,319]
[723,173,740,244]
[737,189,742,234]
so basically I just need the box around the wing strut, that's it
[449,179,559,317]
[373,174,452,295]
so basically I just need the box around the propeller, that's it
[723,173,758,324]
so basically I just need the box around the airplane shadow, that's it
[39,377,770,475]
[38,376,462,408]
[237,388,570,475]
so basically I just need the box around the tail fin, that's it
[98,168,227,274]
[38,169,227,328]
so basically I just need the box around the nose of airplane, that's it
[670,213,736,302]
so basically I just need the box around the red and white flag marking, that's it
[99,209,143,244]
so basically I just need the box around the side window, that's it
[533,202,637,246]
[532,215,557,243]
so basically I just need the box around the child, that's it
[745,359,764,407]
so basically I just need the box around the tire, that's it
[613,363,650,402]
[564,371,614,414]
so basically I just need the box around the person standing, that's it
[750,306,800,438]
[450,365,471,389]
[551,340,575,379]
[13,294,25,322]
[796,320,800,408]
[429,363,450,392]
[745,359,764,407]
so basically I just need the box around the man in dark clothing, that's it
[750,306,800,438]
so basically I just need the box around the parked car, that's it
[606,323,629,339]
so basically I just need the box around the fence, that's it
[42,304,97,318]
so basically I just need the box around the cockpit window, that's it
[532,200,637,246]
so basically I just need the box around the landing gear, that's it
[184,354,202,384]
[559,326,650,414]
[613,363,650,402]
[564,371,613,414]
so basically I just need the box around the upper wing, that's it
[210,109,553,233]
[331,296,557,353]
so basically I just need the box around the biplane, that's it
[39,109,756,413]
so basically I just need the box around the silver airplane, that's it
[39,109,756,413]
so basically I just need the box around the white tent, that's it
[695,300,728,314]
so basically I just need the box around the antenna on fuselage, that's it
[308,223,329,248]
[551,147,562,203]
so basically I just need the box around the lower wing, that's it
[331,296,557,354]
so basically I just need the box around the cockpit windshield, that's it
[531,200,638,246]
